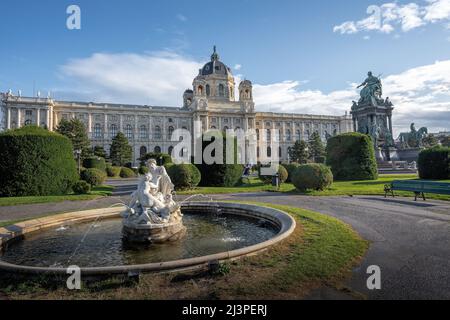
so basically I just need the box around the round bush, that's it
[0,126,78,196]
[292,164,333,191]
[106,165,121,177]
[83,157,106,171]
[120,167,136,178]
[138,166,149,175]
[258,165,288,184]
[80,168,107,186]
[418,146,450,180]
[72,180,91,194]
[167,164,201,190]
[326,132,378,181]
[140,153,173,166]
[285,163,300,183]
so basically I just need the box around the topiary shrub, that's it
[80,168,107,187]
[258,164,288,184]
[285,163,300,183]
[326,132,378,181]
[138,166,149,175]
[106,165,121,177]
[72,180,91,194]
[0,126,78,196]
[167,164,201,190]
[292,163,333,191]
[197,133,244,187]
[140,153,173,166]
[418,146,450,180]
[83,157,106,171]
[120,167,136,178]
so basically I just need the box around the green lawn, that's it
[179,174,450,201]
[0,202,368,299]
[0,185,114,207]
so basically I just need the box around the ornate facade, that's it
[1,48,352,164]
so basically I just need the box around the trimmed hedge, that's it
[258,164,288,184]
[83,157,106,171]
[0,126,78,196]
[80,168,107,186]
[326,132,378,181]
[292,163,333,191]
[72,180,91,194]
[284,163,300,183]
[418,146,450,180]
[120,167,136,178]
[106,165,121,177]
[197,134,244,187]
[138,166,149,175]
[167,164,201,190]
[140,153,173,166]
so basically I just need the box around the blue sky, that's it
[1,0,450,134]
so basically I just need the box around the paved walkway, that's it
[1,181,449,299]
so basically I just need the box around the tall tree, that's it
[56,118,92,159]
[93,145,107,159]
[110,132,132,166]
[288,140,310,164]
[308,131,326,163]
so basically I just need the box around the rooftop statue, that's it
[357,71,383,106]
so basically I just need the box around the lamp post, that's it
[75,149,82,175]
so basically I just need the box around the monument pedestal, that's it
[122,220,186,244]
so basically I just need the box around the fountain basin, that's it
[0,202,296,276]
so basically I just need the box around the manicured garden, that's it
[0,202,368,300]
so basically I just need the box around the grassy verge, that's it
[0,185,114,207]
[0,202,368,300]
[179,174,450,201]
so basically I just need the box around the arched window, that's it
[267,146,272,158]
[24,120,32,126]
[168,146,174,156]
[296,130,301,141]
[206,84,211,96]
[140,125,147,140]
[154,126,162,140]
[140,146,147,158]
[257,147,260,158]
[154,146,161,153]
[279,147,282,158]
[286,129,291,141]
[110,124,118,138]
[245,89,250,99]
[256,129,260,141]
[168,126,174,140]
[223,126,229,132]
[198,85,203,95]
[94,123,102,138]
[125,124,133,140]
[210,126,217,129]
[218,84,225,97]
[266,129,271,142]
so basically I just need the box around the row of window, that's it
[255,129,337,142]
[197,84,232,98]
[93,124,189,140]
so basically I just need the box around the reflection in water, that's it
[0,213,277,268]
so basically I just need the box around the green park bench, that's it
[384,180,450,201]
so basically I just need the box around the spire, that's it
[211,45,220,61]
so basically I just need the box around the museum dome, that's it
[200,46,232,77]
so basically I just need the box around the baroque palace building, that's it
[0,48,352,165]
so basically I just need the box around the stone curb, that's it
[0,202,296,276]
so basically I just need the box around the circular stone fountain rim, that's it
[0,202,296,275]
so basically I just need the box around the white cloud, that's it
[334,1,450,35]
[176,14,187,22]
[59,51,203,106]
[57,52,450,135]
[234,64,242,70]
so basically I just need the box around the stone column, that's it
[17,108,22,128]
[7,107,11,129]
[388,115,393,135]
[36,108,41,126]
[46,108,50,129]
[88,113,92,138]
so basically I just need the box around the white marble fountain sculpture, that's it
[122,160,186,243]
